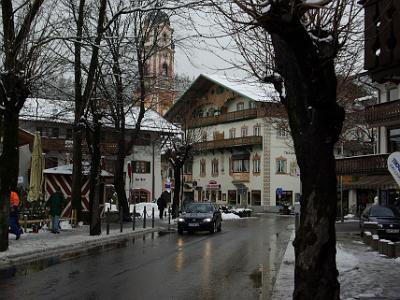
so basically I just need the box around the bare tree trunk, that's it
[0,108,19,251]
[115,126,129,219]
[71,129,83,221]
[172,164,181,218]
[270,23,344,299]
[0,73,30,250]
[87,120,101,235]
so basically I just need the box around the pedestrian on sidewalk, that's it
[157,191,168,219]
[46,186,65,234]
[9,191,22,240]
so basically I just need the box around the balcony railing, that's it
[365,99,400,127]
[232,172,250,183]
[189,109,258,128]
[336,153,389,176]
[194,136,262,151]
[41,138,118,154]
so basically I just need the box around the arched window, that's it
[162,63,168,77]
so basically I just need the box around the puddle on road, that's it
[0,231,171,280]
[249,269,262,288]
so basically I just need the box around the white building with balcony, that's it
[165,74,301,209]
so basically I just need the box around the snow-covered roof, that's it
[124,106,179,132]
[44,163,113,177]
[166,73,280,119]
[201,73,279,102]
[21,98,178,133]
[21,98,74,124]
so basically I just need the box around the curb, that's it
[0,227,164,279]
[271,230,295,300]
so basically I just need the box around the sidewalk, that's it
[0,218,174,278]
[272,221,400,299]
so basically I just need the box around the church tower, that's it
[143,11,176,116]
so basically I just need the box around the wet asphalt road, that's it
[0,214,293,300]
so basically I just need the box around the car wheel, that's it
[178,228,183,235]
[209,221,215,234]
[217,220,222,232]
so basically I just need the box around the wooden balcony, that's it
[232,172,250,183]
[361,0,400,83]
[41,138,118,155]
[365,99,400,127]
[336,153,389,176]
[189,109,258,128]
[194,136,262,151]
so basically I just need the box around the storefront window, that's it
[276,190,293,206]
[132,190,149,203]
[228,190,236,205]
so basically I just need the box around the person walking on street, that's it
[9,191,22,240]
[157,191,168,219]
[46,186,65,234]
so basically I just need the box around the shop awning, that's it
[343,175,398,189]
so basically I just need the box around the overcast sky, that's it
[172,10,246,80]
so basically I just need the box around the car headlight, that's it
[203,218,212,222]
[178,218,185,222]
[377,224,383,228]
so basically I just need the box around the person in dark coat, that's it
[9,191,22,240]
[46,186,65,234]
[157,190,169,219]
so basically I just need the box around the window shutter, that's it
[132,161,137,173]
[146,162,151,173]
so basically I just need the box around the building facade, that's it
[336,0,400,215]
[166,74,301,209]
[19,98,175,203]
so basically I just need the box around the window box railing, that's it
[231,172,250,183]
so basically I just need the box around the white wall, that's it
[269,129,301,206]
[124,144,162,202]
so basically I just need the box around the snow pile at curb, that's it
[222,213,241,220]
[132,203,160,218]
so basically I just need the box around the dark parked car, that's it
[360,205,400,240]
[178,202,222,234]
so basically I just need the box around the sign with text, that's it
[388,152,400,187]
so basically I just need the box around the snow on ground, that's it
[1,224,147,261]
[132,202,160,218]
[231,208,252,213]
[338,235,400,299]
[222,213,240,220]
[273,232,400,300]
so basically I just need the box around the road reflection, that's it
[175,238,184,272]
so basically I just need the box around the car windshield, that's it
[185,203,213,213]
[370,206,400,218]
